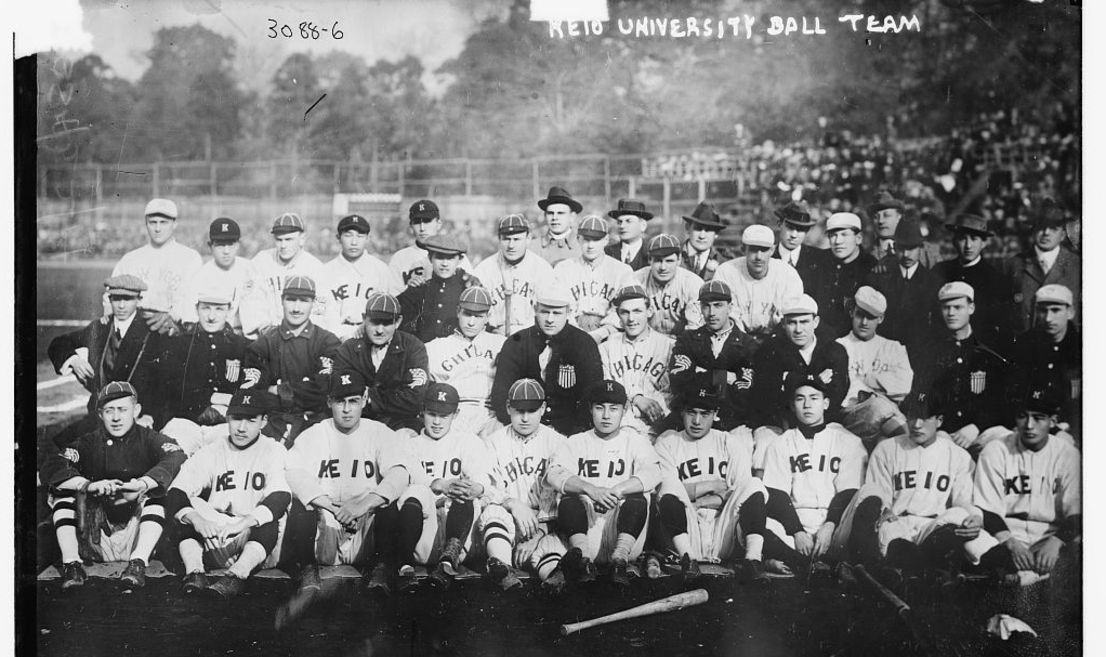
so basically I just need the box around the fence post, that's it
[271,161,278,200]
[95,164,103,204]
[370,161,378,193]
[465,160,473,196]
[210,162,218,198]
[333,162,341,193]
[698,178,706,203]
[662,178,671,222]
[532,160,540,201]
[628,176,636,198]
[604,158,611,200]
[398,162,405,197]
[152,162,160,197]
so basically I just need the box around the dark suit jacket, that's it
[750,336,850,428]
[669,322,760,430]
[772,244,834,296]
[870,240,943,268]
[932,258,1018,358]
[811,251,879,339]
[1004,247,1081,333]
[606,241,650,272]
[334,330,429,430]
[680,244,725,282]
[866,258,941,362]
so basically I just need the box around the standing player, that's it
[812,212,879,339]
[605,198,655,271]
[532,186,584,266]
[425,287,506,437]
[251,213,328,333]
[389,200,474,288]
[41,382,186,590]
[713,224,804,343]
[679,202,727,282]
[181,217,267,336]
[553,215,635,332]
[321,213,404,341]
[478,379,568,592]
[652,387,771,583]
[165,390,290,598]
[546,380,663,587]
[630,234,705,337]
[107,198,202,334]
[474,214,556,336]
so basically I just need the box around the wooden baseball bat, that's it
[560,589,709,636]
[852,565,932,653]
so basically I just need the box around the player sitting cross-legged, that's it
[651,385,772,585]
[477,379,569,593]
[164,390,291,598]
[546,380,663,588]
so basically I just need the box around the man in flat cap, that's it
[389,200,474,289]
[867,191,941,267]
[241,275,342,445]
[334,293,430,432]
[321,213,404,341]
[252,212,328,334]
[680,202,727,281]
[41,381,186,590]
[181,217,267,336]
[714,224,804,343]
[554,215,635,332]
[814,212,879,339]
[1004,200,1081,333]
[474,214,556,337]
[398,234,481,342]
[532,186,584,266]
[490,281,603,436]
[605,198,655,271]
[866,219,941,364]
[107,198,202,335]
[772,199,832,294]
[627,234,705,338]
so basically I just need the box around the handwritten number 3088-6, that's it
[267,20,344,40]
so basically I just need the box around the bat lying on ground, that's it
[560,589,709,636]
[851,564,933,654]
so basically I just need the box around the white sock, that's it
[179,538,205,574]
[228,541,267,579]
[673,533,692,558]
[745,534,764,562]
[130,522,164,565]
[56,526,80,564]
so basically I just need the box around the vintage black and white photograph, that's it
[19,0,1084,654]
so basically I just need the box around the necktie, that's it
[104,328,122,373]
[623,249,632,265]
[538,337,553,378]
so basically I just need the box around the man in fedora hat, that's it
[867,191,941,267]
[771,199,832,294]
[1003,199,1080,333]
[533,186,584,266]
[866,219,941,364]
[605,198,655,272]
[679,202,727,281]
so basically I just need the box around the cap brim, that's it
[508,401,544,411]
[423,402,459,414]
[365,311,399,321]
[271,226,304,235]
[106,289,142,296]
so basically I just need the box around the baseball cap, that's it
[900,390,942,420]
[577,215,610,240]
[852,286,887,318]
[227,390,275,417]
[104,274,147,297]
[538,186,583,213]
[458,286,493,312]
[698,280,732,303]
[784,371,827,396]
[608,199,654,221]
[742,224,775,249]
[683,386,721,411]
[612,284,648,307]
[893,219,925,249]
[209,217,241,242]
[774,200,816,228]
[196,282,234,305]
[97,381,138,408]
[337,214,371,234]
[424,382,460,414]
[586,380,628,406]
[535,282,573,308]
[1019,386,1061,415]
[329,370,366,399]
[937,281,974,303]
[409,200,440,222]
[145,198,178,220]
[507,378,546,411]
[282,275,316,299]
[497,214,530,236]
[417,234,467,257]
[647,234,681,258]
[782,294,819,317]
[1035,284,1073,306]
[272,212,305,235]
[365,294,402,321]
[826,212,862,233]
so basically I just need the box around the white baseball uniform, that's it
[629,267,704,336]
[836,333,914,406]
[473,252,556,336]
[554,255,635,326]
[600,328,674,433]
[321,253,404,341]
[179,257,267,333]
[713,258,803,334]
[108,239,203,320]
[425,331,506,436]
[250,248,328,329]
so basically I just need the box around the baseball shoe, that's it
[439,537,464,577]
[741,559,770,586]
[834,562,857,588]
[182,571,210,595]
[560,547,597,584]
[397,565,419,594]
[609,557,632,588]
[486,558,522,592]
[364,564,395,597]
[679,553,701,581]
[808,559,834,580]
[297,564,322,595]
[541,568,567,596]
[120,559,147,589]
[640,551,664,580]
[208,573,248,599]
[428,563,453,590]
[60,562,86,591]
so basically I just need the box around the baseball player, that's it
[771,200,832,295]
[532,186,584,266]
[679,202,727,282]
[628,234,705,337]
[333,293,429,432]
[714,224,804,343]
[812,212,879,339]
[652,386,771,583]
[867,191,942,267]
[388,200,474,288]
[599,284,674,436]
[397,234,480,342]
[761,372,867,575]
[835,287,912,449]
[546,380,663,587]
[473,214,556,336]
[425,287,506,437]
[251,213,328,333]
[553,215,635,332]
[605,198,655,271]
[396,383,496,590]
[973,388,1081,579]
[478,379,569,592]
[180,217,267,336]
[489,282,604,436]
[282,371,418,596]
[320,213,404,341]
[164,390,290,598]
[240,275,342,445]
[106,198,202,334]
[41,381,186,590]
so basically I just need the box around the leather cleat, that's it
[498,568,523,591]
[609,558,631,588]
[439,537,463,577]
[640,552,664,580]
[679,553,701,581]
[182,571,211,594]
[742,559,770,586]
[486,557,510,584]
[208,573,248,599]
[427,562,453,590]
[541,568,567,595]
[560,547,585,581]
[120,559,147,589]
[364,564,395,597]
[397,565,419,594]
[60,561,87,591]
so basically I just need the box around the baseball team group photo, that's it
[22,1,1083,655]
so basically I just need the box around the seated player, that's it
[835,287,912,449]
[712,224,803,343]
[41,382,186,590]
[394,383,495,591]
[283,371,417,597]
[761,373,867,575]
[425,287,506,437]
[478,379,569,592]
[165,390,290,598]
[599,284,674,436]
[973,388,1080,580]
[397,235,480,343]
[652,386,771,584]
[849,391,988,581]
[545,380,663,587]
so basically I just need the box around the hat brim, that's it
[608,210,654,221]
[271,226,305,235]
[508,400,544,411]
[226,407,267,417]
[869,202,905,214]
[538,197,583,214]
[773,209,816,227]
[196,297,232,306]
[365,311,400,321]
[338,223,371,234]
[682,215,726,229]
[944,223,993,237]
[894,239,924,248]
[106,289,143,297]
[97,390,137,408]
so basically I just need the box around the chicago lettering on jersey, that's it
[789,453,841,474]
[649,290,686,315]
[489,279,534,306]
[502,456,547,484]
[676,456,728,480]
[606,353,667,381]
[215,471,267,491]
[440,343,497,372]
[891,469,951,492]
[569,279,619,303]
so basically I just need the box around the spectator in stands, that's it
[605,199,655,271]
[679,202,726,281]
[1004,200,1080,333]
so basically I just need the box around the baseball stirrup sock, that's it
[131,506,167,564]
[482,521,512,563]
[615,494,648,535]
[536,551,561,580]
[744,534,764,562]
[228,541,267,579]
[444,499,475,540]
[397,499,424,565]
[658,495,688,534]
[179,538,204,574]
[51,499,80,563]
[557,496,589,535]
[739,492,768,534]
